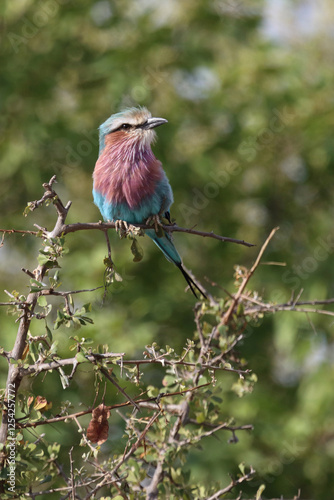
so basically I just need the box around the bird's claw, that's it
[114,220,143,238]
[146,214,162,234]
[115,220,129,239]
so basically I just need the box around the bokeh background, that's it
[1,0,334,498]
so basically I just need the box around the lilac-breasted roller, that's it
[92,107,206,298]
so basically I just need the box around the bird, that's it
[92,106,206,299]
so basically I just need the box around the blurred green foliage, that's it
[1,0,334,498]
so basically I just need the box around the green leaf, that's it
[104,257,114,267]
[130,238,144,262]
[195,412,206,424]
[239,462,246,475]
[37,253,52,265]
[37,296,47,307]
[155,225,164,238]
[75,352,87,363]
[23,202,33,216]
[54,310,65,329]
[256,484,266,499]
[30,278,46,291]
[147,385,159,398]
[83,303,92,313]
[170,467,181,482]
[39,475,52,485]
[45,325,53,341]
[162,375,176,387]
[49,341,58,355]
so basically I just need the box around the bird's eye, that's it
[120,123,131,130]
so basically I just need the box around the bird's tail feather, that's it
[177,263,207,299]
[146,229,182,265]
[147,230,207,299]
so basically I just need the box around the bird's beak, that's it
[141,117,168,130]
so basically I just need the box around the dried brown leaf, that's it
[86,404,110,445]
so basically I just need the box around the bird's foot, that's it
[114,220,129,239]
[146,214,163,234]
[114,220,143,238]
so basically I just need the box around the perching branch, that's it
[0,176,254,250]
[0,222,254,248]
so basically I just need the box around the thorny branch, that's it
[1,177,333,498]
[0,177,71,453]
[16,382,211,430]
[82,411,163,500]
[206,466,256,500]
[222,227,280,325]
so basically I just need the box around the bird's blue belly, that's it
[93,190,164,224]
[93,176,173,224]
[93,181,181,265]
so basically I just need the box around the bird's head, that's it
[98,107,167,155]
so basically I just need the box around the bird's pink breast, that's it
[93,131,163,208]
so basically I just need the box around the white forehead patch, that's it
[109,107,152,132]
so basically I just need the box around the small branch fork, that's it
[222,227,279,325]
[206,466,256,500]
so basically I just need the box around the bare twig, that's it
[69,447,75,500]
[145,459,164,500]
[40,286,104,297]
[244,304,334,318]
[178,421,253,446]
[17,383,211,429]
[222,227,279,325]
[83,411,162,500]
[206,466,256,500]
[18,353,125,378]
[0,229,39,236]
[99,366,140,411]
[115,357,250,375]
